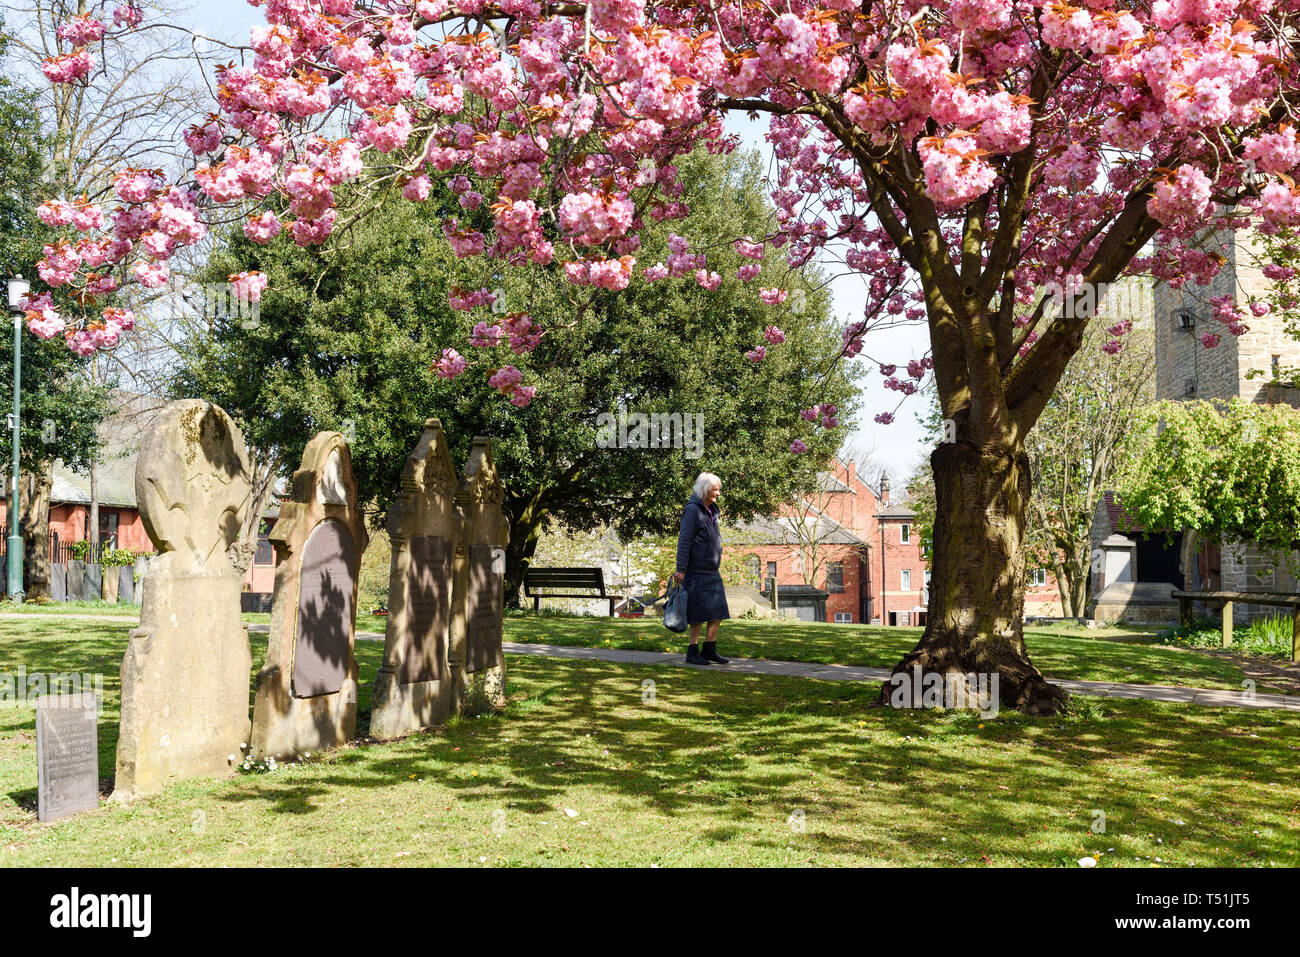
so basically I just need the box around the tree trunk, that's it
[504,521,542,608]
[883,441,1067,715]
[21,462,53,601]
[88,466,99,556]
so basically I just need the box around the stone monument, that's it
[449,437,509,715]
[114,400,253,800]
[370,420,461,740]
[36,693,99,822]
[251,432,368,758]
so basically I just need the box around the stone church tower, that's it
[1153,228,1300,618]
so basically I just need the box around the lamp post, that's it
[5,276,27,603]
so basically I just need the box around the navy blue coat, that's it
[676,495,722,573]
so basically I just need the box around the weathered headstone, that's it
[370,420,461,740]
[102,564,119,603]
[118,566,134,604]
[449,437,509,714]
[36,693,100,822]
[113,400,254,801]
[50,563,67,602]
[251,433,368,758]
[66,560,85,600]
[83,563,102,602]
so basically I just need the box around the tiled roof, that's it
[1103,491,1145,533]
[875,503,916,519]
[734,512,866,546]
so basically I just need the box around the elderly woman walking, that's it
[674,472,731,665]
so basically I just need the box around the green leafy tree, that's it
[0,20,112,599]
[175,146,860,603]
[908,296,1155,617]
[1115,399,1300,566]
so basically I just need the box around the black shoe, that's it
[686,645,710,665]
[702,641,729,664]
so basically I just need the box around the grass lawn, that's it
[505,614,1288,693]
[0,616,1296,867]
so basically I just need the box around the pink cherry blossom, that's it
[434,348,468,379]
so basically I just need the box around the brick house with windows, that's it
[723,457,929,624]
[4,395,281,600]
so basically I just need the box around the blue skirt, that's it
[684,569,730,625]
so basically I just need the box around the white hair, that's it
[692,472,721,501]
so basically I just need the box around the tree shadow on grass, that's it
[212,655,1299,865]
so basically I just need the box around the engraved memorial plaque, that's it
[465,544,503,673]
[291,519,358,697]
[36,694,99,822]
[401,536,452,685]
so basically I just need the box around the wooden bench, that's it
[1172,589,1300,661]
[524,567,624,617]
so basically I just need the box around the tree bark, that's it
[883,441,1067,715]
[88,466,99,554]
[504,520,542,608]
[20,462,53,601]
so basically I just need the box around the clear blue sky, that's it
[185,0,930,482]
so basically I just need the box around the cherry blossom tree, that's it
[24,0,1300,711]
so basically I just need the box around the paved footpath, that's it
[7,615,1295,712]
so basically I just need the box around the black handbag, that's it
[662,581,688,633]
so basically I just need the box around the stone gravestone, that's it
[83,563,102,602]
[118,566,134,604]
[36,693,100,822]
[370,420,461,740]
[50,563,67,602]
[66,559,85,600]
[449,437,509,714]
[251,433,368,758]
[113,400,254,801]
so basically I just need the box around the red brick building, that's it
[724,458,929,624]
[724,456,1065,624]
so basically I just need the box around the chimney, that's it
[880,471,890,505]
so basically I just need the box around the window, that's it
[901,569,911,591]
[765,561,777,582]
[744,554,761,590]
[834,612,853,623]
[826,561,844,593]
[900,524,911,545]
[1030,568,1047,587]
[98,510,119,548]
[254,520,275,565]
[923,570,932,603]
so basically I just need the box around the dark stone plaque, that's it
[36,694,99,822]
[291,519,357,698]
[66,561,85,601]
[50,564,67,602]
[401,536,452,685]
[465,544,503,674]
[84,564,103,602]
[118,567,134,604]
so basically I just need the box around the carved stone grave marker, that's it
[370,420,460,740]
[37,693,99,822]
[251,433,367,758]
[114,400,253,801]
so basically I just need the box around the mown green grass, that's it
[504,614,1282,692]
[0,617,1296,867]
[0,605,1284,691]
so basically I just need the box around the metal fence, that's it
[0,528,112,566]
